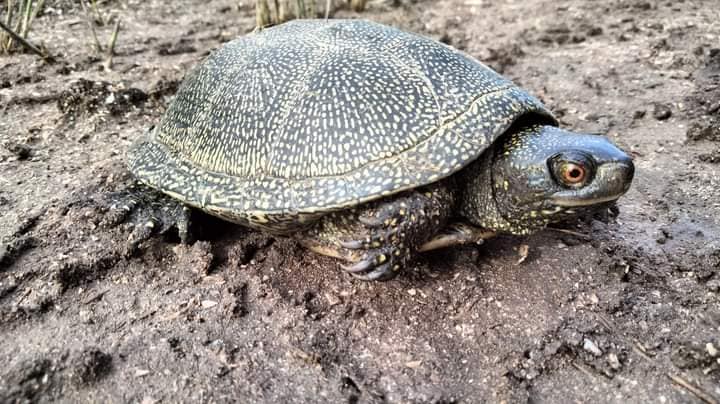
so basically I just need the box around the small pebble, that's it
[632,110,646,120]
[607,353,621,370]
[583,338,603,356]
[653,103,672,120]
[4,142,32,160]
[517,244,529,264]
[324,292,341,306]
[405,360,422,368]
[201,300,218,308]
[587,26,603,36]
[707,343,718,357]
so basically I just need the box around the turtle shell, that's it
[128,19,554,231]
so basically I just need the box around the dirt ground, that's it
[1,0,719,402]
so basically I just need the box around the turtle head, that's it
[461,124,634,234]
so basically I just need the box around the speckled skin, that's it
[126,19,634,280]
[458,123,634,235]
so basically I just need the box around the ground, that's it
[1,0,719,403]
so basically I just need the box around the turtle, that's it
[120,19,634,281]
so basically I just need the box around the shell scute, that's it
[128,19,553,230]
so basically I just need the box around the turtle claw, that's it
[127,217,160,254]
[341,250,399,281]
[102,198,138,227]
[102,183,193,253]
[339,239,365,250]
[340,258,374,273]
[351,263,394,281]
[303,183,455,281]
[338,240,408,280]
[334,195,439,281]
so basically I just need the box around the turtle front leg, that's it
[102,183,192,253]
[299,182,456,281]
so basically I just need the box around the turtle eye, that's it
[551,152,595,188]
[560,162,586,185]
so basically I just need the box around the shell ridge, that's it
[144,83,520,184]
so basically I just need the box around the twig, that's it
[632,340,654,362]
[547,227,592,240]
[667,374,718,404]
[103,18,120,70]
[83,288,110,304]
[16,288,32,304]
[325,0,331,19]
[0,19,52,61]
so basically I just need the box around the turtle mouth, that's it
[550,193,622,207]
[548,161,634,207]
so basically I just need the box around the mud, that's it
[1,0,719,403]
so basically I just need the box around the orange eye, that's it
[551,152,595,188]
[561,163,586,185]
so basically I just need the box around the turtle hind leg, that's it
[418,223,496,252]
[298,181,456,281]
[102,182,192,254]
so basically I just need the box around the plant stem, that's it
[350,0,366,12]
[1,0,14,51]
[103,18,120,70]
[278,0,289,22]
[0,18,52,61]
[256,0,271,27]
[27,0,45,36]
[21,0,33,38]
[80,0,103,52]
[296,0,306,18]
